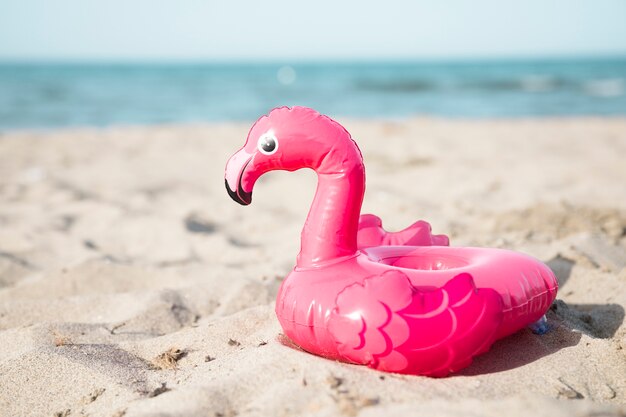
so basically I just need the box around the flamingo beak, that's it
[225,149,253,206]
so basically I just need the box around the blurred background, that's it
[1,0,625,130]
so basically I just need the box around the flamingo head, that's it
[225,106,356,205]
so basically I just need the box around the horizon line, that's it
[1,52,626,66]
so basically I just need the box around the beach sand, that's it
[0,117,625,416]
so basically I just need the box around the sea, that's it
[0,58,625,130]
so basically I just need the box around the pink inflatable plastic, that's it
[225,106,558,376]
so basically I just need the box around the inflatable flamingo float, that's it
[225,106,558,376]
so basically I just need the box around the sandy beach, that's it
[0,117,625,416]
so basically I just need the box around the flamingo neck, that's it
[296,150,365,268]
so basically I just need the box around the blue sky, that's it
[1,0,625,61]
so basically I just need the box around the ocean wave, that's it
[583,78,625,97]
[354,76,568,93]
[354,79,435,92]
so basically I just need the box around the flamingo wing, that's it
[357,214,449,248]
[328,271,502,376]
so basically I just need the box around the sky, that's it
[1,0,625,61]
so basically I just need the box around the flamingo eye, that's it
[257,133,278,155]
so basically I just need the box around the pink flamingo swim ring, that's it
[225,106,558,376]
